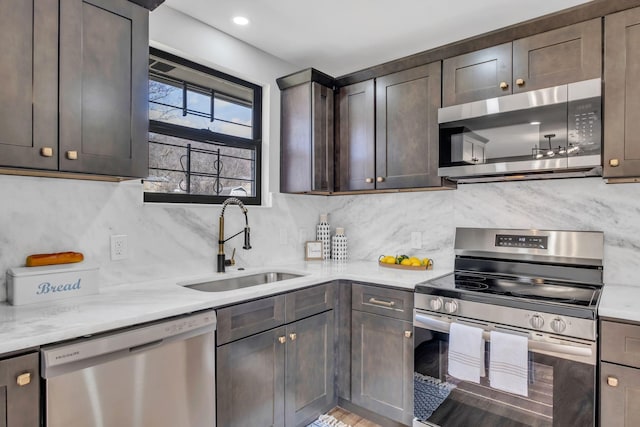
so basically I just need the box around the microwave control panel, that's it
[568,99,601,150]
[495,234,548,249]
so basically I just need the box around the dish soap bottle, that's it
[332,227,348,261]
[316,213,331,260]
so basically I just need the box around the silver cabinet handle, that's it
[369,297,395,307]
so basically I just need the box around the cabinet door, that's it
[442,43,512,106]
[59,0,149,177]
[337,80,375,191]
[0,352,40,427]
[375,63,442,189]
[601,362,640,426]
[285,311,335,427]
[0,0,58,170]
[512,19,601,93]
[280,83,334,193]
[604,7,640,178]
[351,310,413,425]
[217,327,286,427]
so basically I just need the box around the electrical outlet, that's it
[411,231,422,249]
[110,235,129,260]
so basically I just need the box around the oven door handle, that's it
[414,313,593,358]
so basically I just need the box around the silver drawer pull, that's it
[369,297,395,307]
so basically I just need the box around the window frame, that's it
[144,47,263,205]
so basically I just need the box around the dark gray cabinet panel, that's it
[375,63,441,189]
[443,20,601,106]
[280,81,334,193]
[600,362,640,426]
[59,0,148,177]
[216,295,286,345]
[351,310,413,425]
[285,311,335,427]
[601,320,640,368]
[604,7,640,178]
[285,282,334,323]
[0,352,40,427]
[352,283,413,321]
[443,43,512,107]
[0,0,58,170]
[512,18,601,93]
[337,80,376,191]
[336,282,352,401]
[217,326,286,427]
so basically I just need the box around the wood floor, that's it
[328,407,382,427]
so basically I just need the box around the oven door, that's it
[413,310,596,427]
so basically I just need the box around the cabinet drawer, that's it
[285,282,334,323]
[352,283,413,321]
[217,295,286,345]
[601,320,640,368]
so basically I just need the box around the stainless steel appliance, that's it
[438,79,602,182]
[413,228,603,427]
[42,310,216,427]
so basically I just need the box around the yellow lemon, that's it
[421,258,432,266]
[408,256,420,264]
[383,256,396,264]
[410,261,421,267]
[400,258,412,266]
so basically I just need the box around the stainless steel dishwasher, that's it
[41,310,216,427]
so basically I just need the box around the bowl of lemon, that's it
[378,254,433,270]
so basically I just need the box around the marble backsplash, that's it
[1,174,639,301]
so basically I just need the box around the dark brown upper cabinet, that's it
[443,19,602,106]
[0,0,58,171]
[336,80,376,191]
[59,0,149,178]
[0,0,149,179]
[278,69,334,194]
[604,7,640,180]
[337,63,442,191]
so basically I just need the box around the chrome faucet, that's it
[218,197,251,272]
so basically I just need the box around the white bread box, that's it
[7,262,99,306]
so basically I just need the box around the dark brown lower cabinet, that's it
[0,352,40,427]
[217,311,334,427]
[600,362,640,426]
[351,310,413,425]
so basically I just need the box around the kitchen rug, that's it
[414,371,456,421]
[306,414,351,427]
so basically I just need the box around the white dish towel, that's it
[448,322,485,383]
[489,331,529,397]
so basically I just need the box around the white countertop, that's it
[0,260,448,355]
[599,284,640,323]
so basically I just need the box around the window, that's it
[144,48,262,204]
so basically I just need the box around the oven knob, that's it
[530,314,545,329]
[444,300,458,313]
[551,317,567,333]
[429,297,443,311]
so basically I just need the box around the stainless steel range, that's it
[413,227,603,427]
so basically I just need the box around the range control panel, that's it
[495,234,548,249]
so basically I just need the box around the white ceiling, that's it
[164,0,593,77]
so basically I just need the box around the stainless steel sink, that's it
[183,272,303,292]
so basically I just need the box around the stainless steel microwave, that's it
[438,79,602,183]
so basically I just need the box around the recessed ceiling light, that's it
[233,16,249,26]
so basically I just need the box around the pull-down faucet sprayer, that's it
[218,197,251,272]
